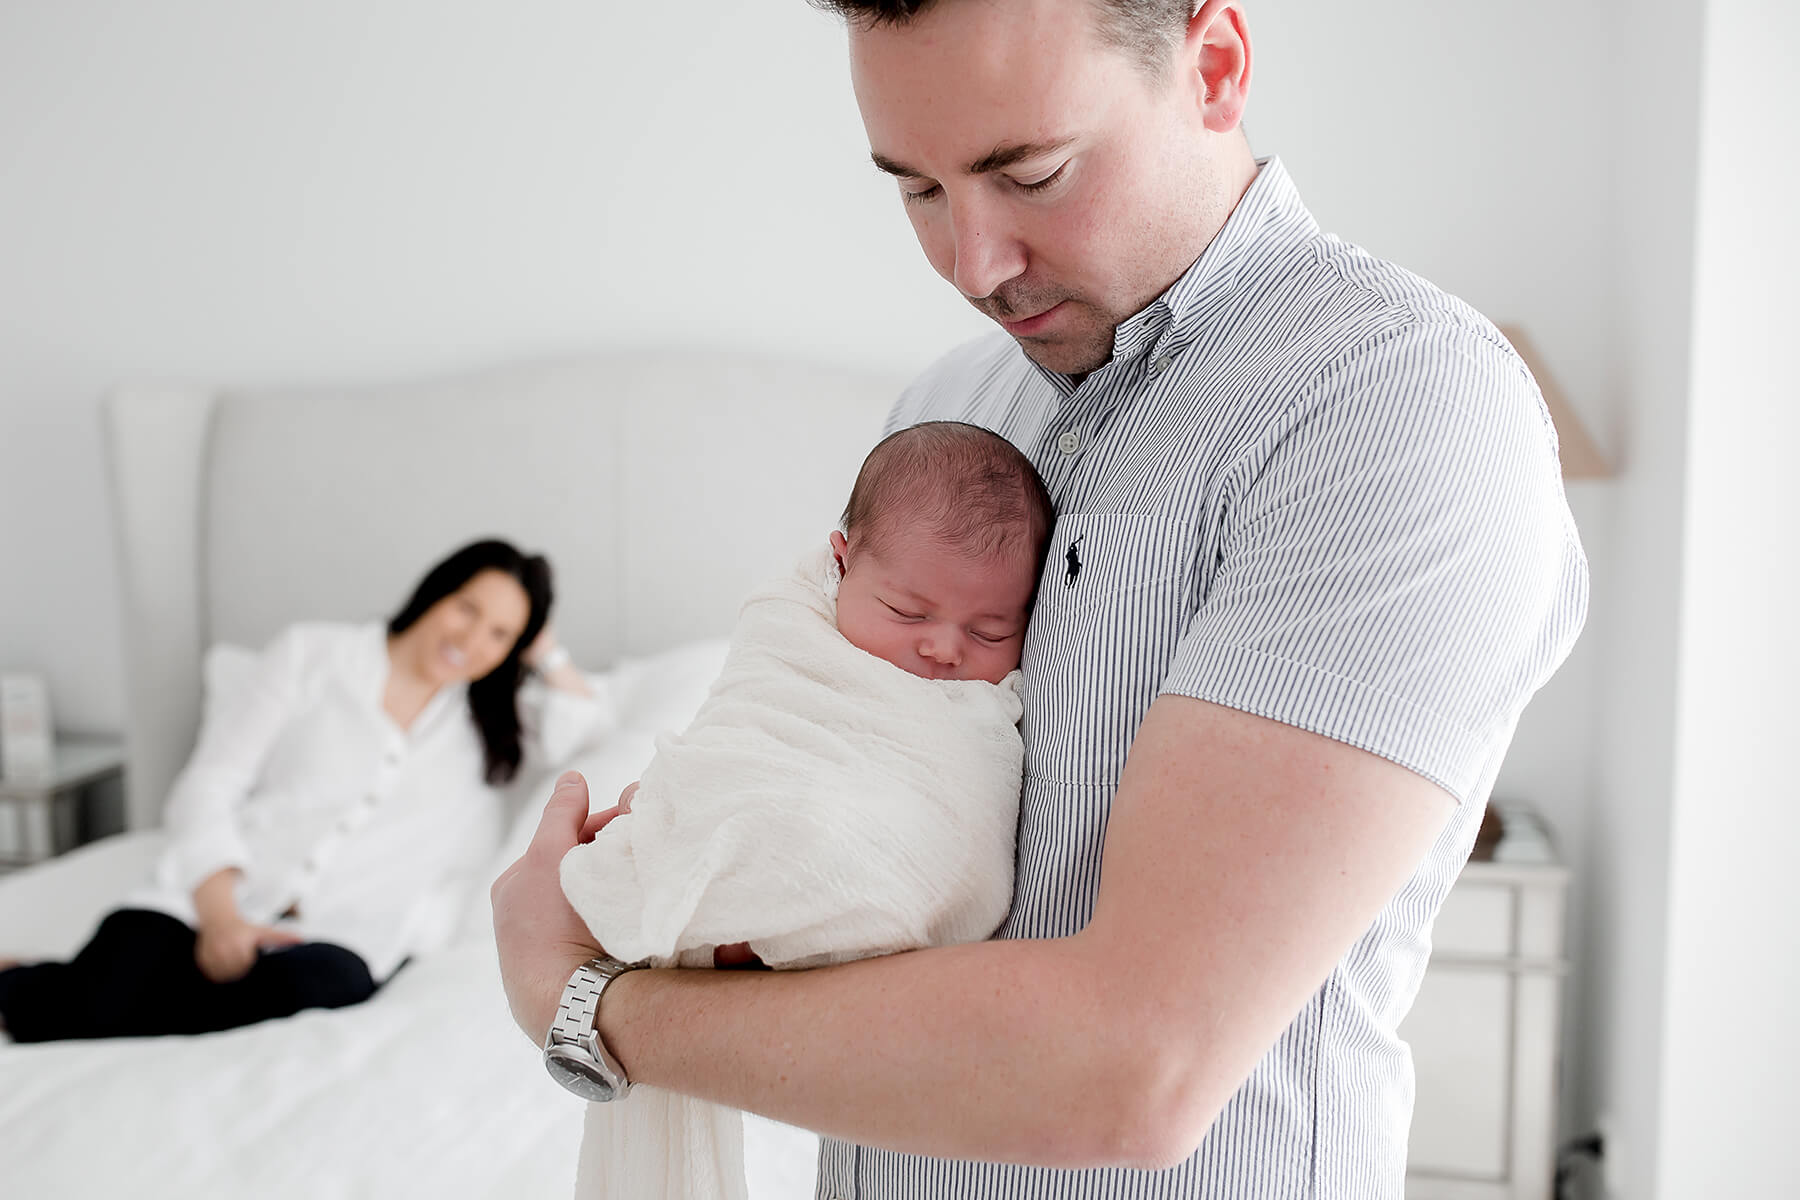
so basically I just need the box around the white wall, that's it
[0,0,990,733]
[1251,0,1620,1150]
[2,0,1637,1172]
[1658,1,1800,1192]
[1581,2,1800,1195]
[1580,0,1700,1178]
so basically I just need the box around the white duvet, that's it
[0,642,819,1200]
[0,832,597,1200]
[559,548,1024,1200]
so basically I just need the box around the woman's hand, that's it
[522,625,561,670]
[190,868,302,982]
[523,625,594,698]
[194,915,303,983]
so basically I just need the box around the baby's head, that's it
[830,422,1053,685]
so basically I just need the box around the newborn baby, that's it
[559,420,1052,1200]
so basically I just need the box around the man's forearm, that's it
[503,701,1453,1173]
[596,932,1204,1170]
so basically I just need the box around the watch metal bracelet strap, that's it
[547,960,608,1046]
[543,956,646,1102]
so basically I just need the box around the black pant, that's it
[0,908,377,1043]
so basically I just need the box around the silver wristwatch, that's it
[543,955,647,1102]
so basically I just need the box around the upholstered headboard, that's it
[102,349,900,828]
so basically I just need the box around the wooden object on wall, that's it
[1497,324,1612,480]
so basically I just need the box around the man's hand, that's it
[194,916,302,983]
[588,780,637,838]
[492,770,621,1044]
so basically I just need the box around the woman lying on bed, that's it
[0,538,602,1043]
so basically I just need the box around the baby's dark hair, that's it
[841,422,1055,571]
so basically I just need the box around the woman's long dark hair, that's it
[387,538,553,785]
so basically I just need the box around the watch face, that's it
[545,1044,619,1103]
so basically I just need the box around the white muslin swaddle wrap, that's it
[560,545,1024,1200]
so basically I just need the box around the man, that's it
[494,1,1589,1196]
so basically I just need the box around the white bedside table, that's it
[0,736,128,872]
[1403,804,1569,1200]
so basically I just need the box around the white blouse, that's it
[127,621,606,980]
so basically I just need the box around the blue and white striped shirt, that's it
[815,158,1589,1198]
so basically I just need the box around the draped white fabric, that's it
[560,548,1025,1200]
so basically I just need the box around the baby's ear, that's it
[828,529,850,575]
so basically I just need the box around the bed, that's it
[0,349,901,1198]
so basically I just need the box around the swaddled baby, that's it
[559,420,1053,1200]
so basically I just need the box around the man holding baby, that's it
[495,2,1589,1198]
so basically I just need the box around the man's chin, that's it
[1013,333,1114,378]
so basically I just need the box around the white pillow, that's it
[457,639,729,944]
[201,642,261,732]
[600,637,730,735]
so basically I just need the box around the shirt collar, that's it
[368,620,467,738]
[1030,155,1319,390]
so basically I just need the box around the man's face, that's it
[849,0,1226,376]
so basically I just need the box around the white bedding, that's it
[0,642,821,1200]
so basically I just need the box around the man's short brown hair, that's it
[809,0,1195,76]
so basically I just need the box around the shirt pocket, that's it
[1020,512,1197,787]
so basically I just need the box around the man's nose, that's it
[949,195,1026,302]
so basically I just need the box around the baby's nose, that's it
[919,628,963,666]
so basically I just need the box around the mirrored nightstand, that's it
[0,736,127,872]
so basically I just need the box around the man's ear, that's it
[829,529,851,575]
[1184,0,1252,133]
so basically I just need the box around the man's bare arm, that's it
[496,695,1452,1169]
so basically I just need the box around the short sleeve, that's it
[1161,326,1589,802]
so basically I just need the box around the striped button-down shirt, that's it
[815,158,1589,1198]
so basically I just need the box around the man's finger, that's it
[579,805,619,843]
[532,771,591,854]
[714,942,764,969]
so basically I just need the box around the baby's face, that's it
[830,528,1036,685]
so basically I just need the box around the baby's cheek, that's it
[980,645,1025,685]
[839,620,913,676]
[835,617,880,661]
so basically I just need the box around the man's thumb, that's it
[534,770,591,850]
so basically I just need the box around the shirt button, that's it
[1150,353,1174,376]
[1057,430,1081,455]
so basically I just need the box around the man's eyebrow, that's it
[870,137,1077,180]
[966,137,1077,176]
[871,151,923,178]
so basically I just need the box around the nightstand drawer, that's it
[1406,836,1569,1200]
[1432,880,1515,957]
